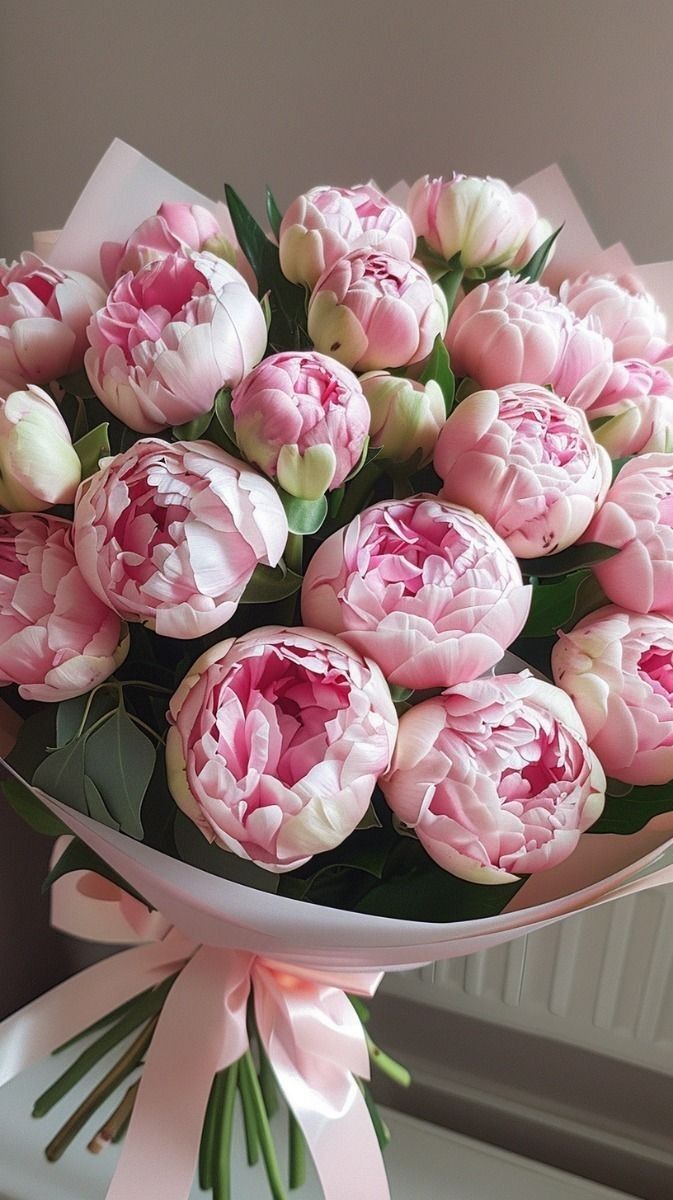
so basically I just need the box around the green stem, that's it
[258,1041,279,1118]
[239,1051,287,1200]
[119,680,173,695]
[87,1079,139,1154]
[284,532,304,576]
[54,983,157,1054]
[34,975,175,1117]
[127,713,166,746]
[199,1074,220,1191]
[238,1057,260,1166]
[358,1080,391,1151]
[288,1109,306,1190]
[213,1065,239,1200]
[364,1031,411,1088]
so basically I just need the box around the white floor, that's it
[0,1050,636,1200]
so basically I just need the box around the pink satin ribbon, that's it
[0,867,389,1200]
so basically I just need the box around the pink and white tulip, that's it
[279,184,416,289]
[560,272,670,364]
[231,351,370,499]
[552,605,673,786]
[0,253,105,394]
[72,439,288,639]
[434,384,612,557]
[0,385,81,511]
[380,673,605,883]
[308,249,448,372]
[407,174,541,271]
[360,371,445,467]
[166,626,398,872]
[301,496,531,690]
[581,454,673,616]
[85,252,267,433]
[0,513,128,702]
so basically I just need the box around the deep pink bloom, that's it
[552,605,673,786]
[308,249,448,372]
[301,496,531,689]
[583,358,673,457]
[166,627,398,871]
[435,384,611,556]
[582,454,673,615]
[0,513,128,702]
[380,673,605,882]
[85,251,267,433]
[100,203,224,286]
[231,351,370,499]
[279,184,416,288]
[560,272,670,363]
[0,253,105,393]
[73,439,288,639]
[408,174,540,270]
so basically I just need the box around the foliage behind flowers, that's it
[3,167,673,927]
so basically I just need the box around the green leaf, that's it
[42,837,148,904]
[278,489,328,535]
[72,423,110,479]
[588,783,673,835]
[173,409,214,441]
[83,776,120,831]
[224,183,273,283]
[516,224,563,283]
[1,777,69,836]
[265,186,283,240]
[419,336,455,416]
[84,708,154,839]
[56,689,118,748]
[522,542,620,577]
[174,811,279,893]
[523,570,591,637]
[612,455,633,482]
[239,562,303,604]
[33,737,89,815]
[214,388,238,447]
[436,267,464,318]
[589,414,613,433]
[356,803,382,831]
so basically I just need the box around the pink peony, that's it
[279,184,416,289]
[72,439,288,639]
[552,605,673,786]
[380,673,605,883]
[100,203,226,286]
[434,384,611,557]
[560,272,670,363]
[585,359,673,458]
[360,370,446,467]
[166,626,398,872]
[407,174,540,271]
[84,251,267,433]
[0,253,105,394]
[307,249,448,372]
[0,385,81,511]
[231,350,370,499]
[0,513,128,702]
[446,273,613,409]
[301,496,531,690]
[581,454,673,616]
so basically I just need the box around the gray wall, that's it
[1,0,673,1015]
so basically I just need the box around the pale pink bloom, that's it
[581,454,673,616]
[166,626,398,872]
[510,215,555,270]
[301,496,531,690]
[552,606,673,786]
[0,385,81,511]
[231,351,370,499]
[101,203,225,286]
[586,359,673,457]
[435,384,611,557]
[560,272,670,363]
[0,513,128,702]
[85,251,267,433]
[307,249,448,372]
[360,371,445,467]
[407,174,540,271]
[380,673,605,883]
[446,274,613,409]
[279,184,416,288]
[72,439,288,639]
[0,253,105,394]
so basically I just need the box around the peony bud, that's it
[0,385,81,511]
[360,371,445,466]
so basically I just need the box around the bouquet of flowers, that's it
[1,141,673,1200]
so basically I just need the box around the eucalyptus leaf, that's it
[516,224,563,283]
[173,409,213,441]
[523,570,591,638]
[522,542,620,577]
[278,489,328,535]
[265,186,283,240]
[588,784,673,835]
[239,562,303,604]
[419,336,455,415]
[56,689,118,748]
[84,709,154,839]
[33,737,89,815]
[174,811,279,893]
[83,776,120,831]
[1,777,69,836]
[72,423,110,479]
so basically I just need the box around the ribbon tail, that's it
[106,946,253,1200]
[0,938,186,1089]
